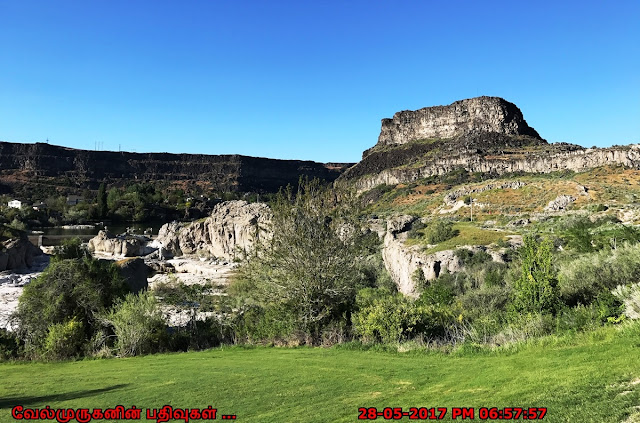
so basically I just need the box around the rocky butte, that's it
[342,96,640,191]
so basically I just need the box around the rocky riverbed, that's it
[0,254,50,330]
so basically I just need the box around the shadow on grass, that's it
[0,384,130,409]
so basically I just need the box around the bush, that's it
[558,243,640,306]
[454,248,492,267]
[54,237,88,259]
[511,235,559,314]
[16,257,129,357]
[613,282,640,320]
[352,288,454,343]
[42,318,85,360]
[0,328,23,360]
[103,291,166,357]
[425,220,457,244]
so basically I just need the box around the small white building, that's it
[8,200,22,209]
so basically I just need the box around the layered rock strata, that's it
[343,97,640,191]
[375,96,541,150]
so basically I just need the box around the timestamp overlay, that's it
[358,407,547,420]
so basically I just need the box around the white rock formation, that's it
[153,200,271,260]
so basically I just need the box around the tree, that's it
[97,183,107,219]
[511,234,558,314]
[15,257,129,357]
[233,178,373,342]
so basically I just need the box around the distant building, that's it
[8,200,21,209]
[32,202,48,211]
[66,195,84,206]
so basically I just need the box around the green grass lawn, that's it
[1,325,640,422]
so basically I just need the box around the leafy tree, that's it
[233,178,374,342]
[511,235,558,314]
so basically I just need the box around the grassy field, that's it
[407,222,511,254]
[1,325,640,422]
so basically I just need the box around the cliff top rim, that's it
[387,96,522,119]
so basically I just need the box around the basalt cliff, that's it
[0,141,351,195]
[341,96,640,190]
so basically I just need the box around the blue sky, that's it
[1,1,638,162]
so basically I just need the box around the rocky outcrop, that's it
[544,195,576,212]
[114,258,150,293]
[341,97,640,191]
[380,215,511,297]
[382,216,462,297]
[0,237,42,271]
[376,97,541,149]
[350,144,640,192]
[88,231,154,257]
[153,200,271,260]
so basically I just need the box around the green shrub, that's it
[0,328,23,360]
[54,237,88,259]
[103,291,166,357]
[233,303,297,344]
[16,257,129,356]
[511,235,559,314]
[554,305,601,332]
[419,279,455,306]
[454,248,492,267]
[352,288,454,344]
[42,318,85,360]
[558,243,640,306]
[425,220,457,244]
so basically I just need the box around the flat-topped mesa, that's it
[376,96,542,148]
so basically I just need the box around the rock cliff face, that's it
[0,237,42,271]
[381,216,462,297]
[0,141,351,194]
[381,216,507,296]
[154,200,271,260]
[375,96,541,150]
[351,144,640,191]
[342,97,640,190]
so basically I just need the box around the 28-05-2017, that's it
[358,406,547,420]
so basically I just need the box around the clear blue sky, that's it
[1,1,638,162]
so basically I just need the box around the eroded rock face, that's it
[154,200,272,260]
[381,221,462,297]
[380,216,511,297]
[114,257,150,293]
[352,145,640,191]
[377,97,541,148]
[88,231,153,257]
[0,237,42,271]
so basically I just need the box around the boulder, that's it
[88,230,155,257]
[0,237,42,271]
[154,200,272,260]
[114,257,150,293]
[544,195,576,212]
